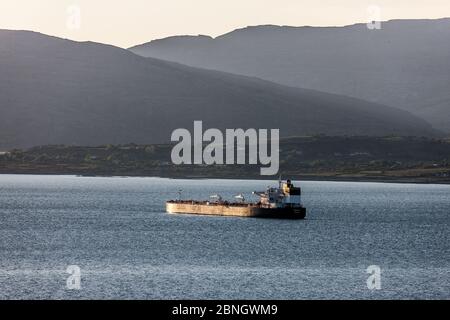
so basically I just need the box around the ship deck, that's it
[166,200,306,219]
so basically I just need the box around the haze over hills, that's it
[0,30,439,149]
[130,18,450,133]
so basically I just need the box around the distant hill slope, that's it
[130,18,450,132]
[0,30,438,149]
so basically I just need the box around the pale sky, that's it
[1,0,449,48]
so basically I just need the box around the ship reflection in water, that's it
[166,179,306,219]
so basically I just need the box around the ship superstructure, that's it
[253,179,302,209]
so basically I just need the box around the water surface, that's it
[0,175,449,299]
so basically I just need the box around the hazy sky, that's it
[1,0,449,48]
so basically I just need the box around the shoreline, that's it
[1,171,450,185]
[1,138,450,185]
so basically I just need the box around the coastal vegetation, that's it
[1,136,450,183]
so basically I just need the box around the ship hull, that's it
[166,202,306,219]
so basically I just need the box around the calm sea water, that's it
[0,174,449,299]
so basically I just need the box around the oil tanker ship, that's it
[166,179,306,219]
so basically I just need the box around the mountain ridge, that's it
[0,29,439,149]
[130,18,450,45]
[129,18,450,132]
